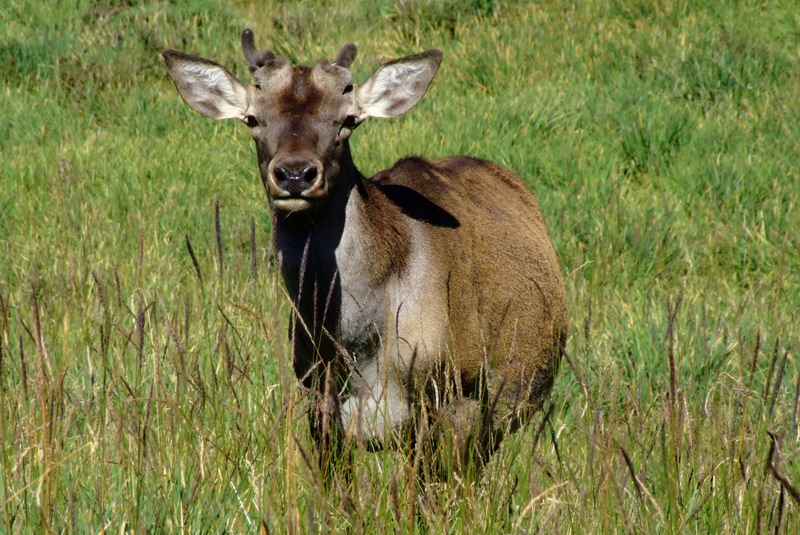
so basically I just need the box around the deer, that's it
[162,29,567,480]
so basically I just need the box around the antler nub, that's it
[241,29,277,73]
[333,43,357,68]
[241,29,258,65]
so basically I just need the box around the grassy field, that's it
[2,0,799,532]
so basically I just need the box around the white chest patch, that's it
[333,246,386,359]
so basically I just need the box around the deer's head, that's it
[163,30,442,214]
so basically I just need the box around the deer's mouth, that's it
[271,197,316,213]
[270,186,326,212]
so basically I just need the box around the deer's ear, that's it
[163,50,249,120]
[355,50,442,120]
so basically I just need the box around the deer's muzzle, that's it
[267,155,325,205]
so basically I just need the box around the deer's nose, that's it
[273,165,317,185]
[271,160,320,196]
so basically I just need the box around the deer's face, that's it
[163,31,441,214]
[246,59,357,213]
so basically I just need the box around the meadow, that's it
[1,0,798,532]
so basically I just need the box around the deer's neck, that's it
[273,145,410,307]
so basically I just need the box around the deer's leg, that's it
[308,395,351,485]
[290,314,351,486]
[425,398,499,478]
[339,358,411,443]
[429,363,555,478]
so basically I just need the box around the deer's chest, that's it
[333,247,388,360]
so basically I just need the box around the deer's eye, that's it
[342,115,359,129]
[244,115,259,128]
[342,84,353,94]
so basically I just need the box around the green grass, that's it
[1,0,799,532]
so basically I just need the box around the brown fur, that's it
[163,34,567,478]
[365,157,566,451]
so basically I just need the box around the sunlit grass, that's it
[1,0,798,532]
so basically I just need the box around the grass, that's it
[1,0,799,532]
